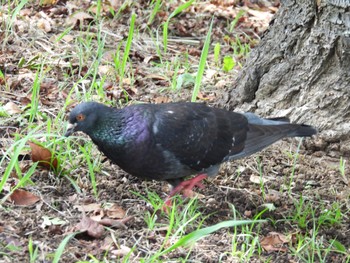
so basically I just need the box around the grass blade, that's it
[158,219,265,257]
[163,0,194,53]
[120,13,136,85]
[52,232,77,263]
[191,18,213,102]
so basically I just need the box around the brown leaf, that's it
[260,232,289,252]
[111,245,132,257]
[90,209,104,222]
[66,12,94,27]
[9,189,40,206]
[75,217,105,239]
[61,34,74,43]
[249,174,268,184]
[74,203,101,212]
[28,141,58,170]
[4,102,22,114]
[145,74,167,80]
[98,218,127,229]
[247,9,273,22]
[37,19,52,32]
[98,65,114,76]
[144,55,160,64]
[108,0,122,10]
[100,236,114,251]
[106,203,126,219]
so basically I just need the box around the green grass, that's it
[191,18,213,102]
[119,13,136,86]
[1,0,29,48]
[162,0,195,54]
[131,190,266,262]
[148,0,163,25]
[28,237,39,263]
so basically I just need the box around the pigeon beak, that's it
[65,123,77,137]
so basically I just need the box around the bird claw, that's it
[162,174,208,211]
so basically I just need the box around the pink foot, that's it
[163,174,208,208]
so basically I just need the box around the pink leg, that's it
[164,174,208,208]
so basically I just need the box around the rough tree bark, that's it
[226,0,350,157]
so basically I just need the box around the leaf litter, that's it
[0,0,349,262]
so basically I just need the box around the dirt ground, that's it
[0,0,349,262]
[1,142,349,262]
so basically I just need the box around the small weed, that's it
[285,139,303,194]
[79,144,100,197]
[292,195,313,229]
[214,42,221,66]
[222,55,236,72]
[229,9,246,32]
[28,237,39,263]
[256,157,266,200]
[318,202,343,226]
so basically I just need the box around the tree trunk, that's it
[226,0,350,157]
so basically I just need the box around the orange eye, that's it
[76,114,85,121]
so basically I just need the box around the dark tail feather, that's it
[287,123,317,137]
[229,114,317,160]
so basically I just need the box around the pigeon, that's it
[65,102,317,204]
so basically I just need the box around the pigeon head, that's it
[65,102,109,137]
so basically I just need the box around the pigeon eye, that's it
[76,114,85,121]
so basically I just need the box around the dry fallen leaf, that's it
[98,65,114,76]
[108,0,122,10]
[145,74,167,80]
[75,217,105,239]
[74,203,101,212]
[9,189,40,206]
[246,9,273,22]
[249,174,268,184]
[144,55,160,64]
[37,19,51,32]
[111,245,132,257]
[66,11,94,27]
[100,236,114,251]
[260,232,289,252]
[28,141,58,170]
[106,203,126,219]
[61,34,75,43]
[98,218,127,229]
[4,102,22,114]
